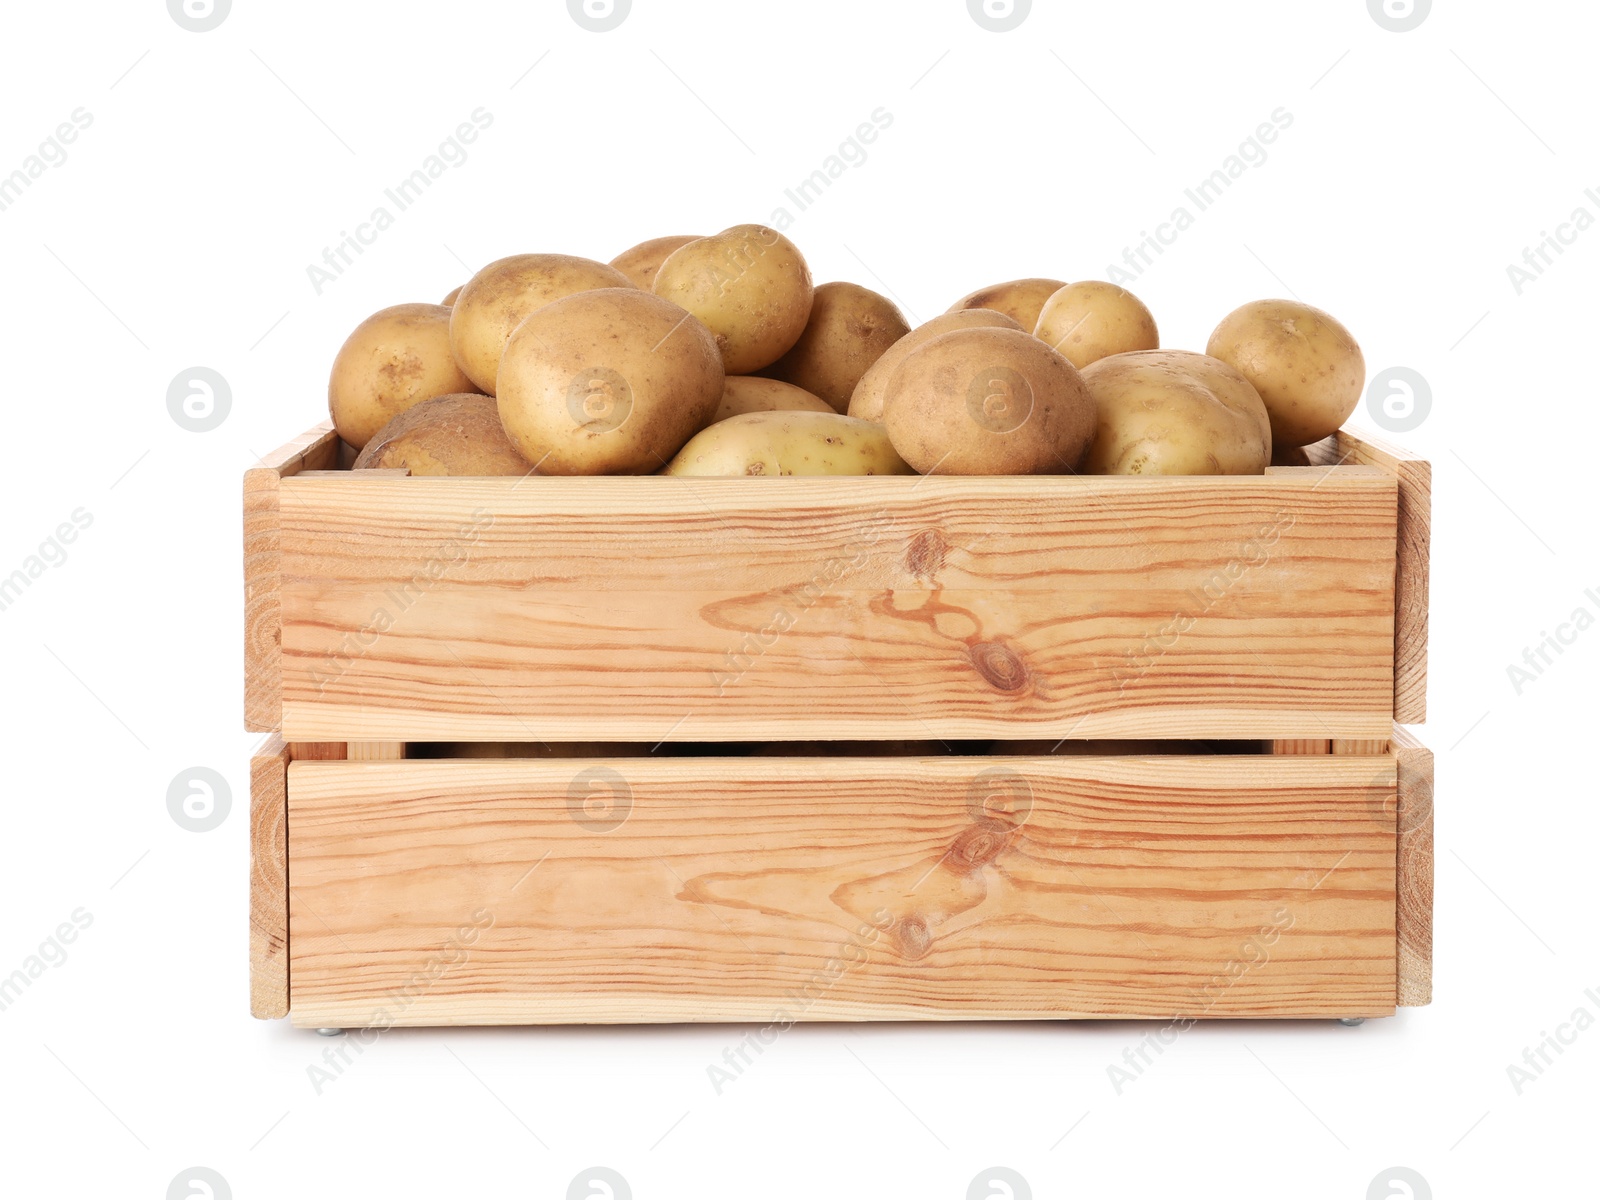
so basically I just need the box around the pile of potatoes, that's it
[328,224,1366,478]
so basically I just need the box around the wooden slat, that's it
[259,422,343,472]
[1307,425,1430,723]
[276,469,1398,743]
[1272,739,1330,755]
[244,421,341,733]
[1391,725,1434,1006]
[300,469,409,478]
[287,742,348,761]
[1332,739,1389,755]
[286,755,1397,1025]
[249,735,292,1018]
[347,741,405,760]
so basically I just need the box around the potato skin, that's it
[441,285,463,306]
[449,253,633,395]
[1206,299,1365,447]
[1078,349,1271,475]
[880,327,1096,475]
[609,235,699,290]
[759,281,909,413]
[328,303,479,450]
[353,393,532,476]
[497,288,723,475]
[712,376,835,424]
[847,308,1023,422]
[664,411,913,477]
[1034,281,1159,369]
[946,277,1067,331]
[653,224,814,374]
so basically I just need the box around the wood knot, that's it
[950,822,1011,868]
[969,640,1028,693]
[904,529,948,581]
[895,915,932,960]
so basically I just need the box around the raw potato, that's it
[847,308,1023,421]
[1078,349,1271,475]
[712,376,835,424]
[1033,281,1159,369]
[610,235,699,290]
[442,285,463,306]
[1206,299,1365,447]
[664,411,914,477]
[1270,443,1311,467]
[353,394,532,476]
[449,253,633,394]
[760,281,909,412]
[328,303,479,450]
[497,288,724,475]
[880,327,1096,475]
[946,277,1067,331]
[653,224,814,374]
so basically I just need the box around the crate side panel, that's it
[244,421,341,732]
[278,473,1398,742]
[250,736,292,1018]
[286,755,1397,1024]
[1392,725,1434,1005]
[1309,427,1430,723]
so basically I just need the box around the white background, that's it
[1,0,1594,1196]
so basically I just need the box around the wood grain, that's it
[1392,725,1434,1006]
[1272,739,1330,755]
[347,741,405,760]
[300,469,408,478]
[250,735,292,1019]
[244,421,341,733]
[1306,426,1430,723]
[275,468,1399,743]
[286,754,1397,1025]
[287,742,348,761]
[1332,739,1389,755]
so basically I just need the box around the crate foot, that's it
[1336,1017,1367,1027]
[314,1027,344,1037]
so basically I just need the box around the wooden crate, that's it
[243,420,1433,1025]
[244,423,1429,744]
[249,734,1433,1025]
